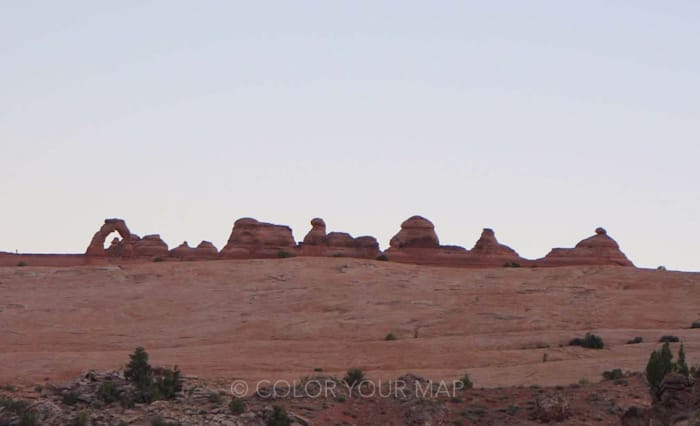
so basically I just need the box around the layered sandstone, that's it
[169,241,219,260]
[85,219,133,256]
[538,227,634,267]
[220,218,296,258]
[132,234,169,258]
[300,218,380,258]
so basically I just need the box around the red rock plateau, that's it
[0,215,635,268]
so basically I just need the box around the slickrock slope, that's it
[299,217,380,258]
[0,258,697,389]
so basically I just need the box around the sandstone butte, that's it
[0,215,634,268]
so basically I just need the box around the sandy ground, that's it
[0,258,698,388]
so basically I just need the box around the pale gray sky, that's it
[1,1,699,270]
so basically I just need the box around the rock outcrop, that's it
[85,218,133,256]
[468,228,524,266]
[389,216,440,248]
[300,218,380,258]
[80,216,636,267]
[538,227,634,267]
[169,241,218,260]
[384,217,527,267]
[132,234,169,258]
[220,218,296,258]
[384,216,470,266]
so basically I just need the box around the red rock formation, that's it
[389,216,439,248]
[303,218,327,245]
[133,234,169,258]
[170,241,219,260]
[220,218,296,258]
[538,227,634,267]
[384,216,470,266]
[85,219,133,256]
[468,228,525,267]
[299,218,380,258]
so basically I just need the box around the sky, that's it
[1,1,699,270]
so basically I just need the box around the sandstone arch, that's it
[85,219,133,256]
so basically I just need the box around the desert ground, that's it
[1,258,698,390]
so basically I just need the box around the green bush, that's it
[207,391,222,404]
[1,397,35,425]
[569,333,604,349]
[229,397,245,414]
[691,322,700,329]
[384,333,397,341]
[627,337,643,344]
[16,261,27,267]
[659,335,680,343]
[62,391,80,406]
[375,254,389,261]
[277,250,292,259]
[602,369,624,380]
[267,405,291,426]
[19,412,38,426]
[343,368,365,387]
[152,257,165,262]
[503,261,521,268]
[457,373,473,389]
[646,342,674,392]
[331,253,345,258]
[72,411,89,426]
[124,347,182,403]
[97,381,120,404]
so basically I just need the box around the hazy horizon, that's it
[2,2,699,271]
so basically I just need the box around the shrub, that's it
[657,266,667,271]
[208,391,222,404]
[124,347,182,403]
[659,335,680,343]
[19,412,38,426]
[676,343,689,377]
[569,333,604,349]
[16,261,27,267]
[97,381,120,404]
[503,261,521,268]
[457,373,473,389]
[375,254,389,261]
[277,250,292,259]
[627,337,643,344]
[1,397,35,425]
[691,322,700,329]
[602,369,624,380]
[343,368,365,387]
[154,367,182,400]
[646,342,674,392]
[72,411,89,426]
[384,333,397,341]
[152,257,164,262]
[62,391,80,406]
[331,253,345,258]
[267,405,291,426]
[229,397,245,414]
